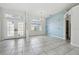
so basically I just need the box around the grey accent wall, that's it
[46,11,65,39]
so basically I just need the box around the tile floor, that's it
[0,36,79,55]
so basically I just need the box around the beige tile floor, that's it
[0,36,79,55]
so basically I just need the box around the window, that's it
[31,18,42,31]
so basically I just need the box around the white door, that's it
[17,21,25,38]
[7,18,25,39]
[7,20,15,39]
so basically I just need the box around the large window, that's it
[31,18,42,31]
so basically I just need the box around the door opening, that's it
[65,15,71,41]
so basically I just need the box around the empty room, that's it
[0,3,79,55]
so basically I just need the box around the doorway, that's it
[65,14,71,40]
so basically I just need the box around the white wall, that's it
[71,5,79,47]
[0,7,4,40]
[0,8,2,40]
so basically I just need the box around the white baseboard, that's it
[71,42,79,47]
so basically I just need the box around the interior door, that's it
[7,20,15,39]
[7,17,25,39]
[17,21,25,38]
[66,15,71,40]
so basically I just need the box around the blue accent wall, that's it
[46,11,65,38]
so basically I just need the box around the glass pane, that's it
[7,21,14,36]
[18,22,24,36]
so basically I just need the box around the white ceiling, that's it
[0,3,78,17]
